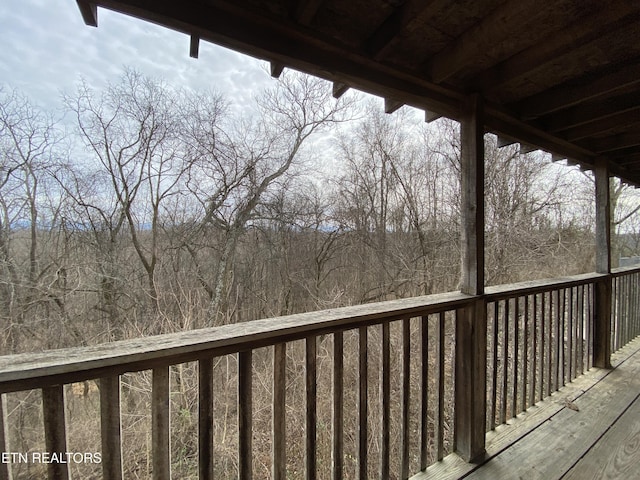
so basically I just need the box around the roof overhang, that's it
[76,0,640,184]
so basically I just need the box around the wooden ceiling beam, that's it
[585,132,640,155]
[427,0,579,84]
[561,109,640,142]
[515,59,640,119]
[294,0,324,25]
[364,0,443,60]
[76,1,98,27]
[545,90,640,133]
[89,0,464,119]
[475,4,639,92]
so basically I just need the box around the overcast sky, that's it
[0,0,273,112]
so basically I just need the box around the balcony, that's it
[0,267,637,479]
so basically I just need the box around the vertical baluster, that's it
[380,323,390,479]
[540,292,546,402]
[500,299,509,424]
[586,283,596,369]
[512,297,519,418]
[100,376,123,480]
[332,332,343,480]
[626,275,631,345]
[576,285,584,376]
[152,367,170,480]
[358,327,368,480]
[436,312,445,461]
[636,272,640,339]
[568,287,574,382]
[401,319,411,479]
[490,303,498,430]
[306,337,317,480]
[42,385,68,480]
[613,277,619,351]
[199,359,214,480]
[547,291,553,397]
[522,295,529,413]
[530,294,538,407]
[238,351,253,480]
[273,344,287,480]
[553,289,560,392]
[0,394,12,480]
[560,288,566,387]
[420,316,429,470]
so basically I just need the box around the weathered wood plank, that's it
[489,304,498,430]
[358,327,368,480]
[594,158,612,369]
[100,376,123,480]
[42,385,68,480]
[564,393,640,479]
[238,351,253,480]
[401,319,411,479]
[0,291,473,394]
[332,332,343,480]
[410,338,640,480]
[152,367,170,480]
[512,298,519,418]
[380,322,390,478]
[464,344,640,480]
[419,316,429,469]
[455,299,487,462]
[306,336,317,480]
[198,359,214,480]
[436,312,445,461]
[272,343,286,480]
[0,395,11,480]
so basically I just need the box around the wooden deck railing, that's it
[0,269,639,479]
[612,266,640,352]
[484,274,597,430]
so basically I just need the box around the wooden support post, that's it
[455,94,487,463]
[594,158,612,368]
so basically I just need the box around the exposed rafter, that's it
[544,91,640,133]
[474,4,639,93]
[79,0,640,185]
[294,0,324,25]
[270,62,285,78]
[384,98,403,114]
[190,35,199,58]
[364,0,443,60]
[515,60,640,120]
[76,0,98,27]
[332,82,349,99]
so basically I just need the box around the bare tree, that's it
[182,71,353,324]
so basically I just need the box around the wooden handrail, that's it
[0,291,471,393]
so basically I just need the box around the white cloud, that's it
[0,0,271,111]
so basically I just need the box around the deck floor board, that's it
[465,340,640,480]
[412,338,640,480]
